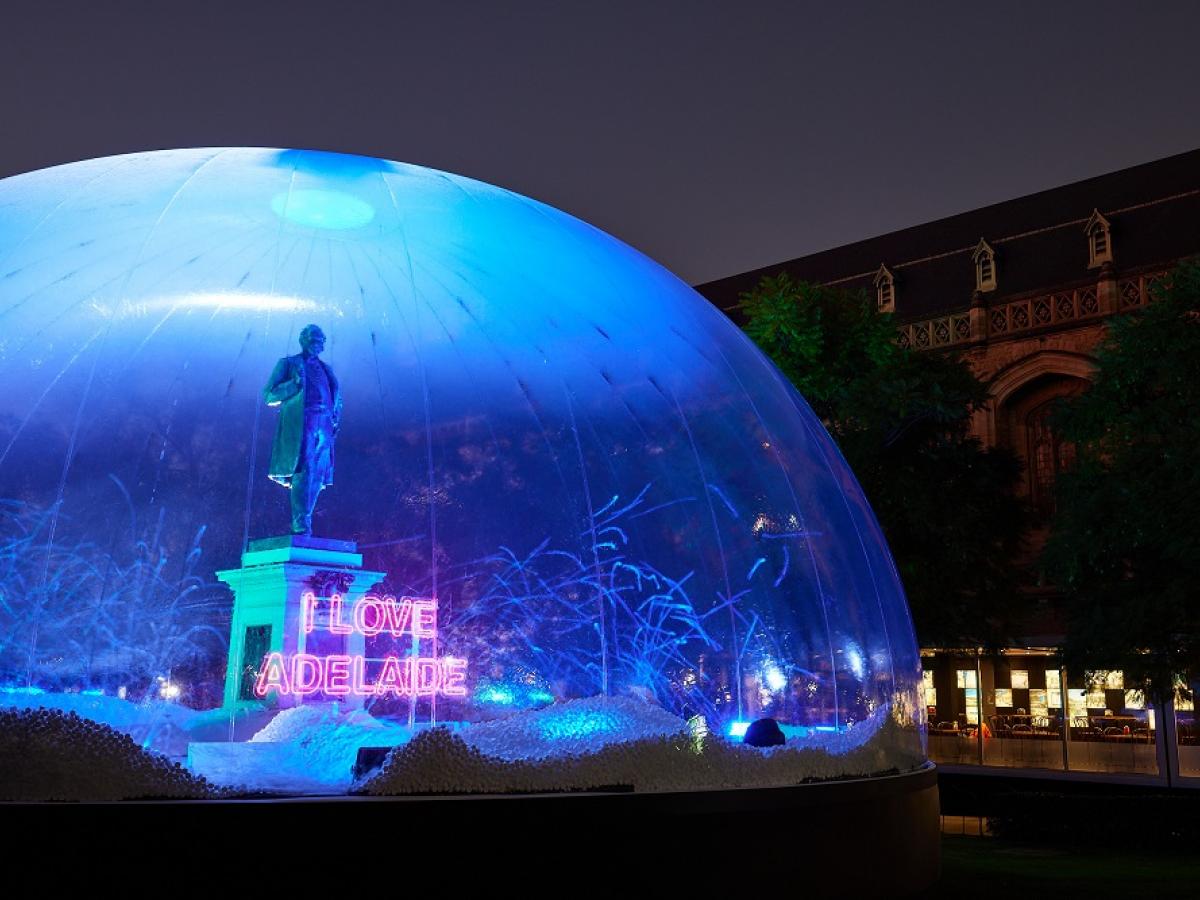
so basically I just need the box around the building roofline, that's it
[819,186,1200,289]
[694,146,1200,296]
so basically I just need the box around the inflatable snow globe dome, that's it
[0,148,925,798]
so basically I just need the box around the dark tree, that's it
[1043,259,1200,704]
[740,273,1028,645]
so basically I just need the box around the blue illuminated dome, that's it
[0,148,923,787]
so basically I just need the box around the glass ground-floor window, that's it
[1064,669,1158,775]
[956,669,980,725]
[921,650,1168,777]
[979,652,1066,770]
[1176,680,1199,777]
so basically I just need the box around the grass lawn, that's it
[919,835,1200,896]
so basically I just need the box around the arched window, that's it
[1026,400,1076,519]
[973,239,997,293]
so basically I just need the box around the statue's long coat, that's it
[262,353,342,487]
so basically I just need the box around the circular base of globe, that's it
[433,763,939,893]
[16,764,939,892]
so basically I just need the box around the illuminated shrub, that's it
[0,149,924,789]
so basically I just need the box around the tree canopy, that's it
[740,273,1028,646]
[1043,259,1200,703]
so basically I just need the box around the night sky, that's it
[2,1,1198,285]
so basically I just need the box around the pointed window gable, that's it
[874,264,895,312]
[1085,209,1113,268]
[973,239,997,292]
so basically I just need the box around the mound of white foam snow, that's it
[363,700,924,796]
[0,688,153,730]
[0,707,220,801]
[247,702,411,789]
[461,695,689,761]
[0,688,227,757]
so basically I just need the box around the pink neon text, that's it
[254,652,469,698]
[302,593,438,639]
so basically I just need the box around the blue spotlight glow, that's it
[473,671,556,710]
[536,710,622,741]
[271,188,375,230]
[764,666,787,692]
[845,644,866,681]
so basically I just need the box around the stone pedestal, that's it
[218,536,386,711]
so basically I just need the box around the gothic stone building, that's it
[695,149,1200,777]
[697,148,1200,552]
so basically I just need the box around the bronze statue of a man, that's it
[263,324,342,535]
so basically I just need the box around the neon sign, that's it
[254,593,467,699]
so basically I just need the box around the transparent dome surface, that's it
[0,149,923,790]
